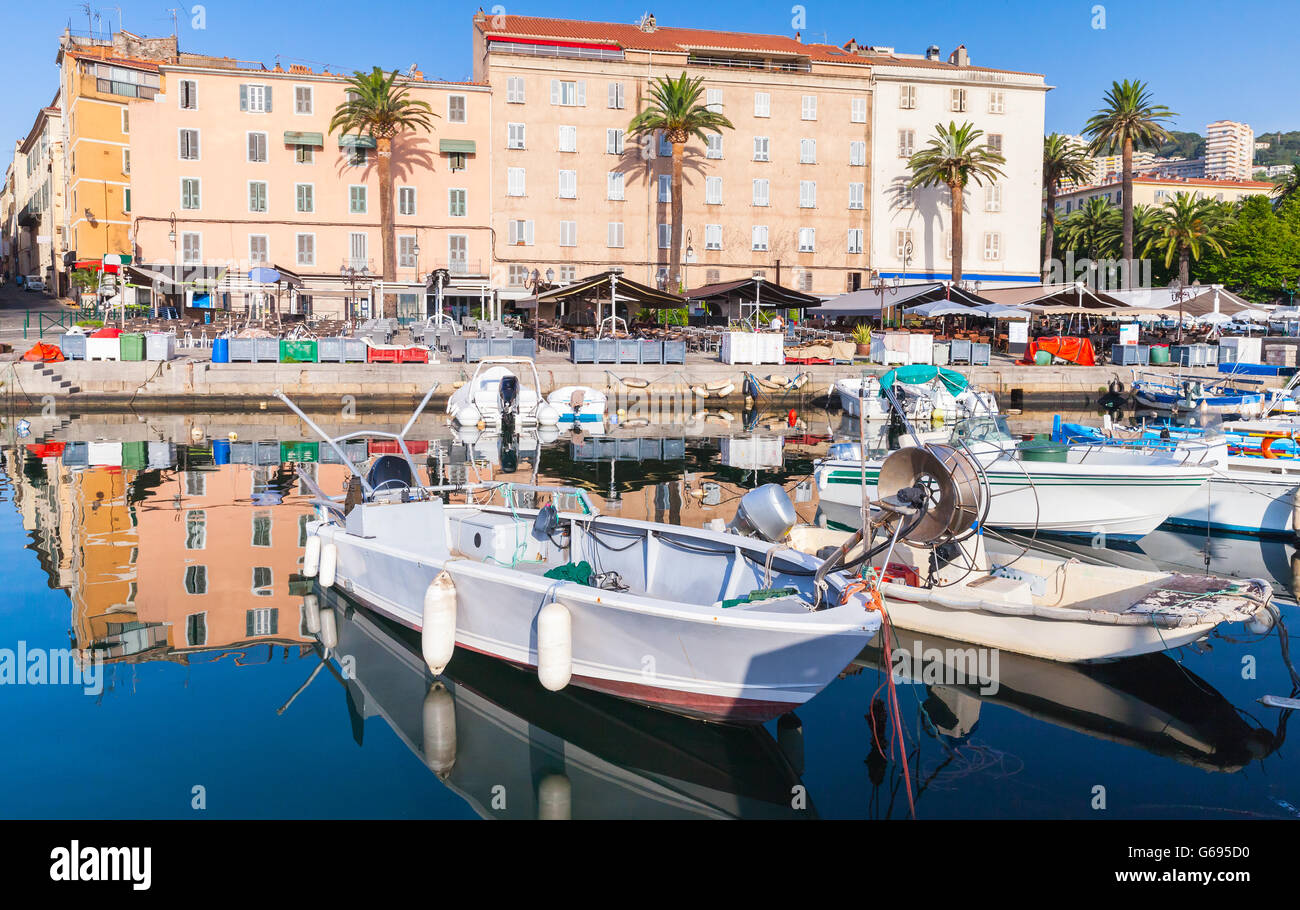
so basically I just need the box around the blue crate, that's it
[970,342,991,366]
[1111,344,1149,366]
[596,339,619,363]
[661,438,686,460]
[58,333,87,360]
[949,339,972,363]
[511,339,536,359]
[639,340,664,364]
[228,338,254,362]
[570,338,596,363]
[663,340,686,364]
[616,340,641,363]
[62,441,88,466]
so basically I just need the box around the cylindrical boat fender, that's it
[303,593,321,635]
[621,376,650,389]
[537,601,572,692]
[706,379,732,393]
[622,417,649,429]
[303,534,322,578]
[1247,603,1277,635]
[535,403,560,426]
[319,542,338,589]
[317,606,338,650]
[537,773,572,820]
[455,404,481,427]
[422,571,458,675]
[421,681,457,778]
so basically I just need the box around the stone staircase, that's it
[28,361,82,395]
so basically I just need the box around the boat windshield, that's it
[950,415,1017,445]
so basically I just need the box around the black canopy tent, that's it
[515,270,685,329]
[684,277,821,325]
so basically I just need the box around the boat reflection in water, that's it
[307,586,814,820]
[855,629,1280,774]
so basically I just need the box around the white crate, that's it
[86,337,121,361]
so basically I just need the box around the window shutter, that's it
[525,221,535,245]
[264,85,272,112]
[239,84,248,111]
[550,80,560,104]
[576,81,586,106]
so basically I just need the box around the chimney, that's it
[947,44,969,66]
[926,44,941,61]
[640,12,657,32]
[794,31,801,43]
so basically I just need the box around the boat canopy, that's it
[878,365,968,396]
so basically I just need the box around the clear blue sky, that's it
[2,0,1295,176]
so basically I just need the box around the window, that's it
[123,188,131,213]
[800,138,816,164]
[706,88,723,112]
[240,83,272,112]
[988,90,1005,114]
[181,178,200,210]
[294,85,313,114]
[898,184,914,208]
[248,181,267,213]
[249,234,269,264]
[348,232,367,267]
[506,76,525,103]
[851,97,867,123]
[607,81,625,109]
[186,613,207,647]
[185,510,206,549]
[604,128,625,155]
[984,231,1002,261]
[658,175,671,203]
[560,221,577,247]
[508,265,529,286]
[987,133,1003,154]
[184,565,208,595]
[295,145,314,164]
[349,185,367,214]
[895,229,914,259]
[705,223,722,250]
[296,233,315,266]
[295,183,314,213]
[849,182,864,209]
[899,84,916,109]
[607,222,624,248]
[801,95,817,120]
[607,171,625,201]
[179,79,197,110]
[558,124,577,152]
[798,271,814,291]
[448,235,468,273]
[798,227,815,252]
[799,180,816,208]
[706,133,723,159]
[753,136,770,161]
[448,188,466,217]
[550,79,586,106]
[507,167,525,196]
[507,122,525,149]
[752,179,770,206]
[705,176,722,205]
[346,146,367,167]
[559,169,577,198]
[508,219,534,245]
[847,229,863,254]
[185,472,206,496]
[247,131,268,162]
[448,95,466,123]
[398,235,417,267]
[950,88,967,112]
[121,107,129,134]
[658,223,672,249]
[179,128,199,160]
[398,185,416,215]
[658,133,672,157]
[183,231,202,265]
[752,225,769,251]
[985,183,1002,212]
[898,129,915,157]
[754,92,771,117]
[706,269,721,284]
[122,149,131,175]
[850,140,866,166]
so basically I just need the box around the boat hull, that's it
[1163,471,1299,537]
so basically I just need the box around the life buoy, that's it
[1261,436,1283,459]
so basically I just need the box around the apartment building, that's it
[0,168,13,278]
[10,103,68,291]
[1055,175,1274,214]
[1055,134,1156,189]
[1205,120,1254,181]
[129,57,492,318]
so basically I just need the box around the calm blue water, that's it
[1,413,1297,820]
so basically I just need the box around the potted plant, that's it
[851,323,873,356]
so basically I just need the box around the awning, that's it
[439,138,477,155]
[685,277,821,309]
[880,365,968,396]
[284,131,324,147]
[517,270,684,309]
[338,134,377,149]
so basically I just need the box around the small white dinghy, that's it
[447,357,559,428]
[835,366,998,422]
[282,387,881,724]
[546,385,608,424]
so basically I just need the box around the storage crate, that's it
[398,346,429,363]
[121,441,147,470]
[465,339,491,362]
[616,340,641,363]
[1111,344,1149,366]
[62,441,88,467]
[255,337,279,362]
[318,337,365,363]
[147,442,175,469]
[367,345,401,363]
[511,338,536,359]
[663,341,686,364]
[662,438,686,460]
[320,439,369,464]
[58,333,87,360]
[280,441,320,463]
[596,339,618,363]
[229,337,254,362]
[639,340,664,364]
[931,342,950,366]
[87,441,122,466]
[279,339,319,363]
[119,333,145,361]
[86,336,121,361]
[1172,344,1218,367]
[145,333,176,361]
[970,343,991,366]
[948,339,972,364]
[570,338,596,363]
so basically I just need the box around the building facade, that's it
[10,103,67,291]
[1205,120,1254,182]
[1055,175,1274,214]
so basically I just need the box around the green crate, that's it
[279,339,319,363]
[280,440,319,463]
[121,441,147,470]
[119,333,145,361]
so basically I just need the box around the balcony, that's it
[687,54,811,74]
[488,39,624,62]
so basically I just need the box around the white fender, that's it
[537,774,572,820]
[303,535,322,578]
[303,593,321,635]
[319,541,338,589]
[422,571,458,675]
[421,681,457,778]
[535,403,560,426]
[537,601,572,691]
[318,606,338,650]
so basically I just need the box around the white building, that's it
[1205,120,1254,181]
[868,46,1047,286]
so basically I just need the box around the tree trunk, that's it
[1043,180,1057,284]
[1122,137,1134,288]
[378,136,395,281]
[950,180,964,283]
[1180,247,1190,286]
[670,141,685,292]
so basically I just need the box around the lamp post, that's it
[870,268,901,330]
[167,211,177,248]
[428,266,451,329]
[1169,277,1192,343]
[341,265,370,321]
[528,267,554,325]
[683,229,695,296]
[1283,277,1298,308]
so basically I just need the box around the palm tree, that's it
[1082,80,1176,285]
[1274,163,1300,208]
[907,121,1006,282]
[1041,133,1094,281]
[330,67,436,282]
[627,73,733,291]
[1059,197,1121,262]
[1144,192,1227,285]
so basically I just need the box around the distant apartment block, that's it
[1205,120,1254,181]
[1055,174,1274,215]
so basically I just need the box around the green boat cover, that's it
[543,561,595,585]
[878,364,968,397]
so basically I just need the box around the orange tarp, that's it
[22,342,65,363]
[1021,336,1096,366]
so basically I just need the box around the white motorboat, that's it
[816,415,1215,541]
[546,385,608,424]
[795,444,1276,662]
[447,357,559,428]
[835,365,997,422]
[282,388,881,724]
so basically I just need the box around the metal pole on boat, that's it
[859,371,869,535]
[273,389,374,495]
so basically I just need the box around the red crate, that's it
[367,439,430,456]
[366,346,400,363]
[398,346,429,363]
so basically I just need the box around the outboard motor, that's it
[499,374,520,437]
[365,454,416,494]
[728,483,798,542]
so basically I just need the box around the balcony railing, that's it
[687,54,811,73]
[488,40,624,62]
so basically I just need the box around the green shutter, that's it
[124,188,131,212]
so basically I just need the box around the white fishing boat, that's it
[816,415,1216,540]
[795,444,1277,662]
[1132,370,1266,417]
[835,365,997,422]
[447,357,560,428]
[282,388,881,724]
[546,385,608,424]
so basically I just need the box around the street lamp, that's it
[682,228,695,294]
[168,211,177,246]
[870,268,902,329]
[341,264,370,321]
[1169,277,1193,342]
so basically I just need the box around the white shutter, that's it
[706,176,721,204]
[575,81,586,105]
[525,221,535,245]
[607,222,623,248]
